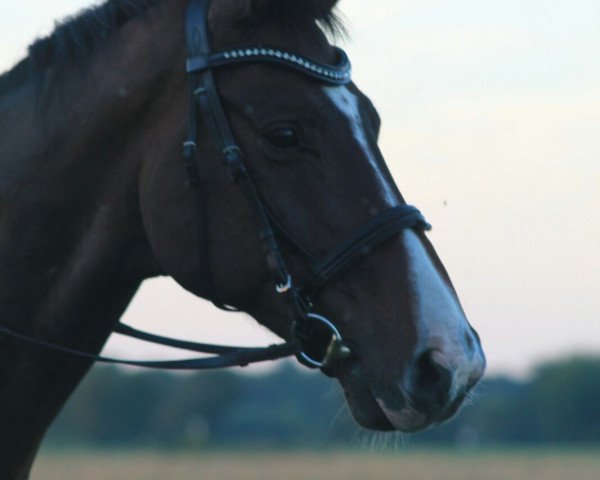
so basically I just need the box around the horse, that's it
[0,0,485,477]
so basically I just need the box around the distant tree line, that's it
[44,356,600,449]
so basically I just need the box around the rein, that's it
[0,0,431,372]
[0,323,296,370]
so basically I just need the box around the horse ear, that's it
[303,0,340,17]
[207,0,253,31]
[209,0,340,30]
[253,0,341,19]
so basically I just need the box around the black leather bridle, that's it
[0,0,431,371]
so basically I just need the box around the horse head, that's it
[142,0,485,432]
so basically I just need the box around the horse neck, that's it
[0,2,189,332]
[0,3,188,477]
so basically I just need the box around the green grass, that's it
[32,448,600,480]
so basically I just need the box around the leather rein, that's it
[0,0,431,372]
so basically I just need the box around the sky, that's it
[1,0,598,377]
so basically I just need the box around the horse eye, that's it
[263,126,299,149]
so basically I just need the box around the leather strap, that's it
[187,46,351,84]
[187,0,306,324]
[0,324,297,370]
[302,205,431,300]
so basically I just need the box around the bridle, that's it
[0,0,431,372]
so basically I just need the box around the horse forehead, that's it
[216,66,325,111]
[322,85,399,207]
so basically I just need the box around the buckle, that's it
[275,275,292,294]
[222,145,242,160]
[222,145,246,180]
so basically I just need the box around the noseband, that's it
[0,0,430,372]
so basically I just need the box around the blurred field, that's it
[32,449,600,480]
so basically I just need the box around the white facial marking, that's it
[403,229,481,397]
[323,86,398,207]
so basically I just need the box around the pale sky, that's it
[1,0,598,376]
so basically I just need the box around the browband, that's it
[187,46,352,85]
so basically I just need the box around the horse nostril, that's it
[411,349,453,413]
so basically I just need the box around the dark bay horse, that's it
[0,0,485,477]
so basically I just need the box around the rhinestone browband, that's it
[187,46,352,85]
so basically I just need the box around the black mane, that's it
[0,0,162,97]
